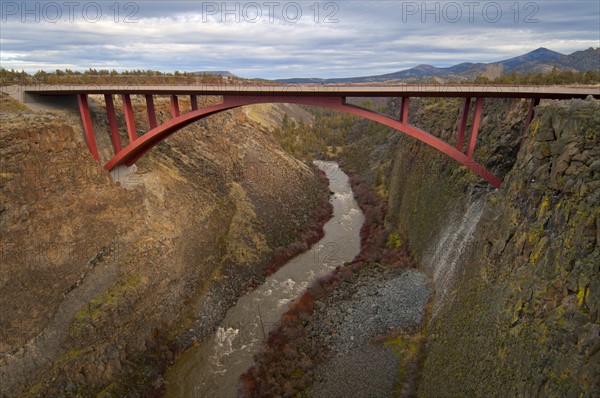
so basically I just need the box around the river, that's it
[164,161,365,397]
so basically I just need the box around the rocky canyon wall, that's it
[342,95,598,396]
[0,94,330,397]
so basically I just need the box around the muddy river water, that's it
[165,161,365,397]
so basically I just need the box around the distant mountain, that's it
[560,48,600,71]
[497,47,564,71]
[275,47,599,84]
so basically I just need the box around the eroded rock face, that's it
[0,95,330,396]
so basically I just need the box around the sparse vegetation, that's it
[271,108,357,160]
[472,67,600,85]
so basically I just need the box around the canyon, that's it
[1,90,598,397]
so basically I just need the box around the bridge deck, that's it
[6,84,600,99]
[4,83,597,188]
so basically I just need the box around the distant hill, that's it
[192,71,236,77]
[275,47,599,84]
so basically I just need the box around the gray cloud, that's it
[1,1,598,78]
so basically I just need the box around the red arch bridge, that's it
[8,84,599,188]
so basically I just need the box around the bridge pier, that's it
[76,94,99,162]
[170,95,180,118]
[190,95,198,111]
[104,94,122,154]
[466,97,484,159]
[400,97,410,124]
[145,95,158,129]
[456,97,471,151]
[122,94,137,144]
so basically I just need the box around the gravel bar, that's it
[308,267,431,398]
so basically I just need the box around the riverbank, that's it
[240,170,432,397]
[162,161,361,397]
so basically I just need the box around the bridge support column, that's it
[400,97,410,124]
[521,97,540,147]
[457,97,471,151]
[145,94,158,129]
[190,95,198,111]
[466,97,484,158]
[77,94,99,161]
[170,95,180,118]
[122,94,137,143]
[104,94,122,154]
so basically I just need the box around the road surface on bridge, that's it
[4,84,599,100]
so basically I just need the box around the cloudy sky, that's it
[1,1,598,79]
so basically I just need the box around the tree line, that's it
[472,68,599,85]
[0,68,240,86]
